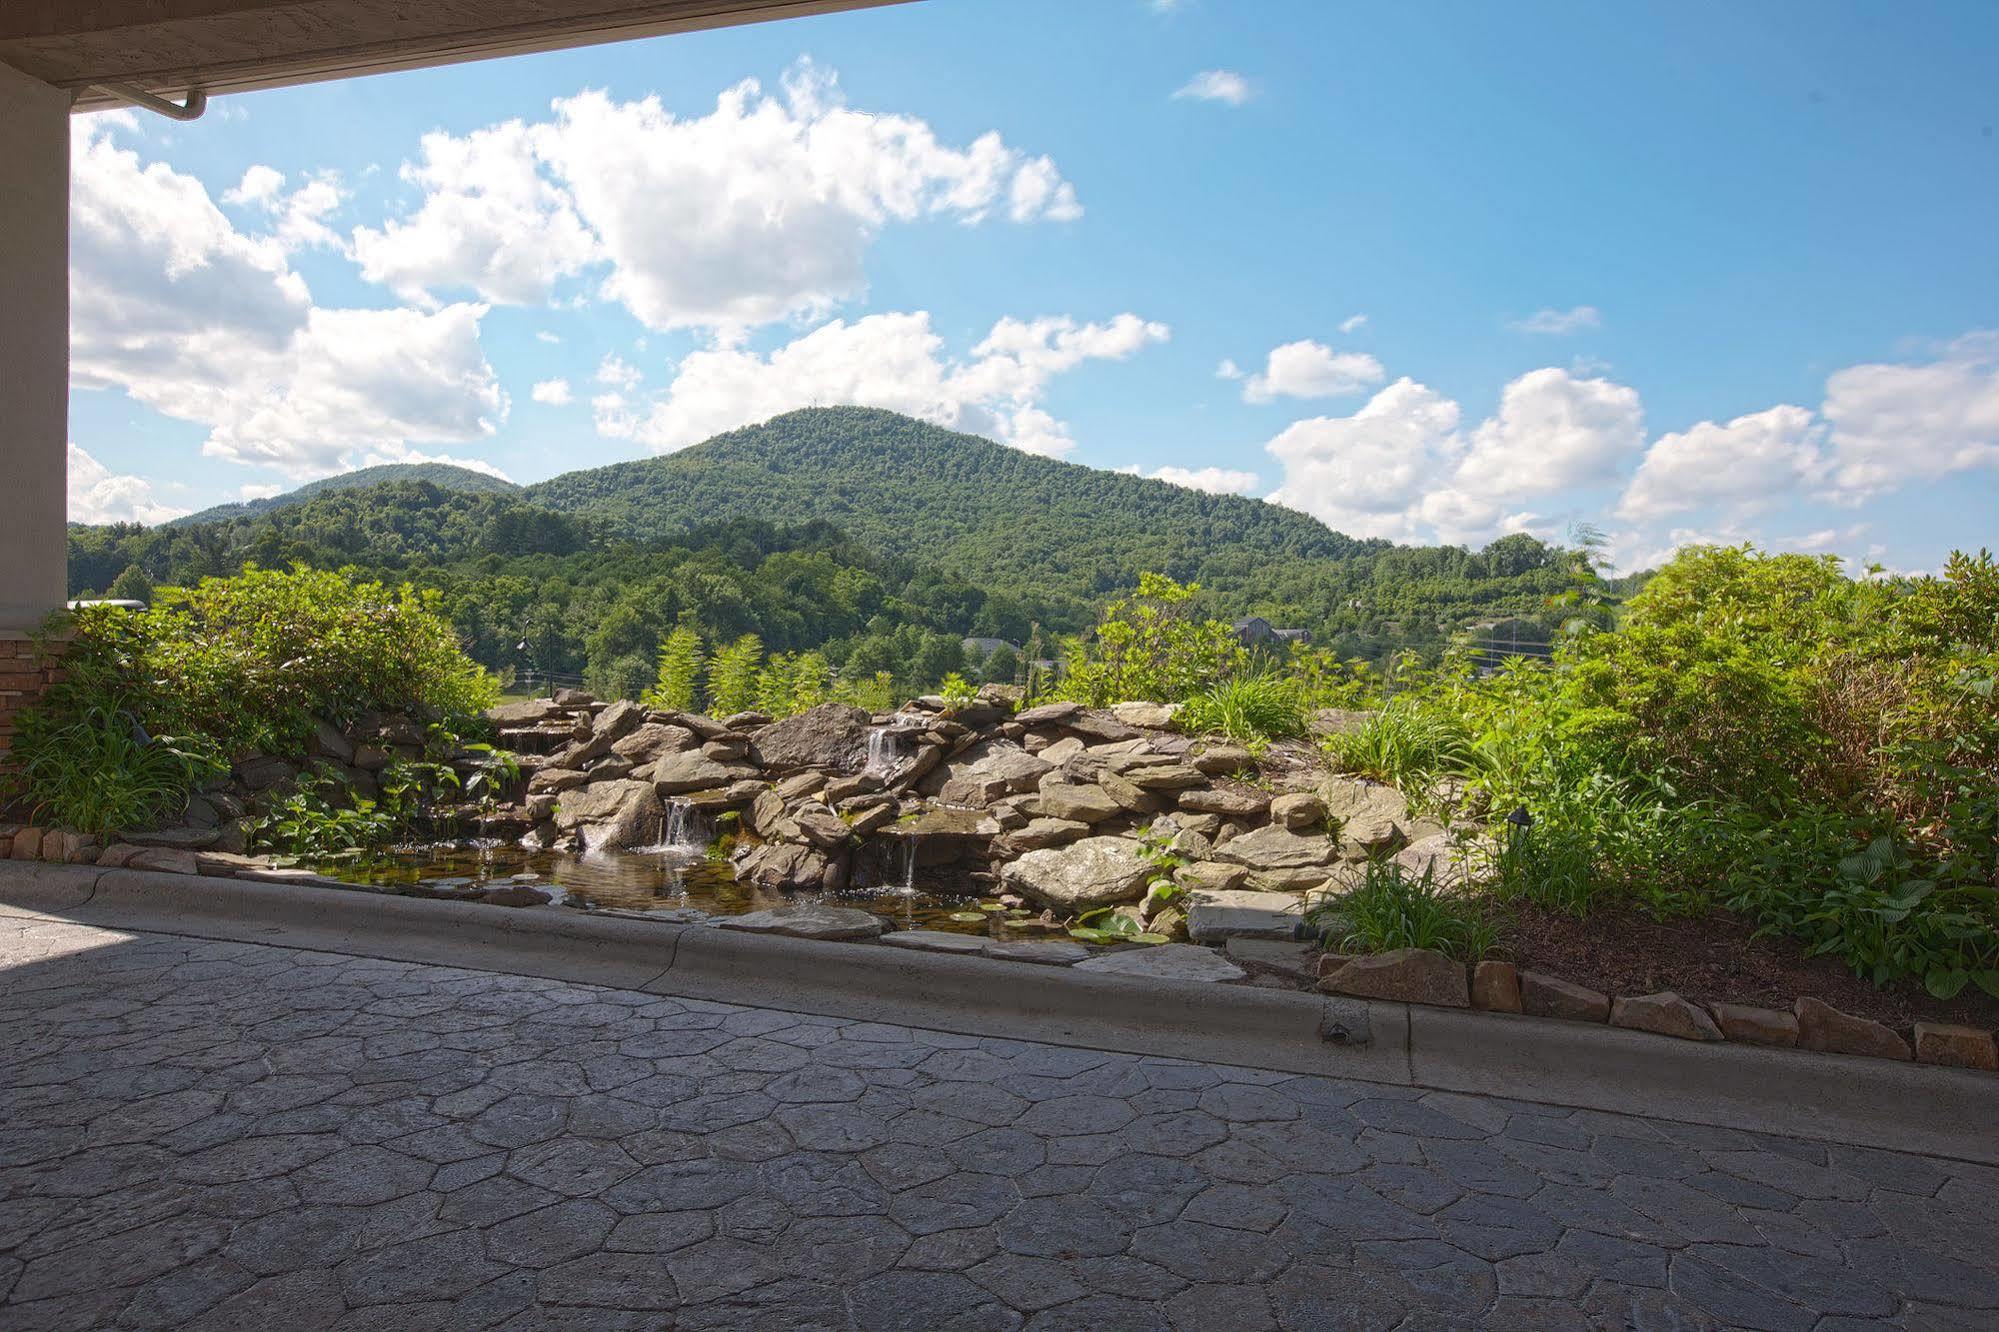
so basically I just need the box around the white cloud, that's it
[594,309,1167,458]
[357,60,1080,334]
[222,164,284,207]
[1266,367,1645,544]
[531,378,574,405]
[1338,314,1368,335]
[1173,70,1253,106]
[1509,305,1601,335]
[70,119,506,481]
[536,330,562,344]
[1266,379,1466,541]
[1216,358,1243,381]
[1139,465,1262,495]
[238,483,283,501]
[1821,330,1999,499]
[596,355,642,390]
[224,164,347,251]
[1451,368,1645,500]
[67,445,186,525]
[1618,404,1823,522]
[1241,339,1386,403]
[354,120,597,307]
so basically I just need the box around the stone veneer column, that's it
[0,61,74,766]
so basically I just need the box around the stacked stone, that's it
[0,631,65,762]
[1311,948,1999,1071]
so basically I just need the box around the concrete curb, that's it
[3,862,1994,1164]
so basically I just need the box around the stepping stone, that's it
[1073,944,1247,984]
[880,930,989,955]
[715,903,887,941]
[983,940,1090,966]
[1184,889,1303,944]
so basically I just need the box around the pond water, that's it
[307,840,995,934]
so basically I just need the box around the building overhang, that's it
[0,0,909,111]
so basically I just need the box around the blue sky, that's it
[66,0,1999,572]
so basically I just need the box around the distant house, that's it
[961,637,1020,660]
[1233,617,1310,648]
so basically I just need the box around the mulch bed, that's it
[1497,899,1999,1035]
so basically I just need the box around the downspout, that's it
[91,83,207,121]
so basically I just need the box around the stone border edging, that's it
[3,861,1995,1166]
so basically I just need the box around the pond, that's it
[304,840,996,934]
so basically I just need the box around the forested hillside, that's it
[173,461,518,526]
[69,407,1628,694]
[525,407,1599,651]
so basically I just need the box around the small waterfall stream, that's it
[631,799,706,856]
[865,726,903,776]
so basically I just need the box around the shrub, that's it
[1059,573,1247,706]
[1323,696,1483,790]
[7,566,497,833]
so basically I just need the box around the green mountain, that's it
[523,406,1578,635]
[526,406,1378,596]
[173,462,519,526]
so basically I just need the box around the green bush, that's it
[1058,573,1247,706]
[644,625,706,711]
[8,566,497,833]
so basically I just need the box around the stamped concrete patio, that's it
[3,916,1995,1331]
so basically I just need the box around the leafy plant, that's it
[10,704,218,836]
[1059,573,1247,706]
[937,672,978,710]
[707,634,764,715]
[644,625,706,711]
[1323,696,1483,790]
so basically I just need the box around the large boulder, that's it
[732,841,844,893]
[649,749,761,795]
[553,778,662,852]
[1320,778,1411,857]
[612,723,699,765]
[751,703,876,774]
[1212,824,1339,872]
[1037,782,1123,824]
[1000,836,1156,911]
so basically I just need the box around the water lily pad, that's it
[1133,933,1172,945]
[948,911,989,924]
[978,902,1006,912]
[1067,927,1116,944]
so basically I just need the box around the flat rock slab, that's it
[879,930,990,955]
[982,940,1090,966]
[1211,824,1338,872]
[1223,937,1320,982]
[1073,944,1247,984]
[1184,889,1304,944]
[714,903,887,941]
[1520,971,1611,1023]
